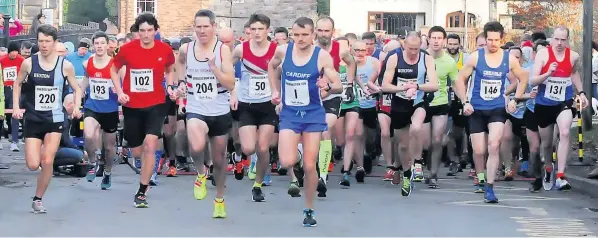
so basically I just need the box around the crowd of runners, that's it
[8,9,590,227]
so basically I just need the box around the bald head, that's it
[56,42,67,56]
[218,27,235,50]
[383,40,400,52]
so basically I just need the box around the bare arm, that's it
[510,55,528,99]
[381,54,404,93]
[80,59,90,92]
[232,44,243,65]
[378,51,387,63]
[64,61,82,109]
[319,50,342,94]
[214,44,235,91]
[455,52,477,102]
[110,64,125,95]
[176,43,188,84]
[268,45,286,95]
[367,58,381,89]
[504,73,518,96]
[419,55,438,92]
[13,58,31,110]
[340,45,355,84]
[570,52,583,93]
[530,49,550,86]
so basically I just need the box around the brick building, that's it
[118,0,317,37]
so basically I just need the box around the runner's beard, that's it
[317,36,331,48]
[447,48,459,55]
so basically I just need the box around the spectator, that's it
[65,38,91,93]
[20,41,33,58]
[0,14,23,36]
[108,36,118,57]
[29,12,46,35]
[592,40,598,102]
[0,47,7,58]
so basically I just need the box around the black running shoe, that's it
[339,172,350,188]
[133,194,148,208]
[316,178,327,197]
[355,167,365,183]
[252,187,265,202]
[529,178,542,193]
[302,209,317,227]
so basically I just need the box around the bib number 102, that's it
[134,76,150,86]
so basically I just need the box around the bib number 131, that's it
[284,80,310,106]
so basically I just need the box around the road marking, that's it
[511,217,596,237]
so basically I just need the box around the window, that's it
[449,16,453,27]
[455,15,460,27]
[136,0,156,16]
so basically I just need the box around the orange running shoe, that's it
[156,158,165,175]
[234,161,245,180]
[166,166,177,177]
[227,164,234,172]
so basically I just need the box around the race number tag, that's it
[191,76,218,101]
[382,94,392,106]
[480,79,501,100]
[90,78,112,100]
[34,86,59,111]
[450,91,455,101]
[395,77,417,99]
[130,69,154,92]
[3,66,16,82]
[544,77,569,102]
[249,74,271,99]
[284,80,309,106]
[341,81,349,102]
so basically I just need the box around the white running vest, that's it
[185,40,230,116]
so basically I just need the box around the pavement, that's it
[3,148,598,237]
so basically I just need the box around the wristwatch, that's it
[462,100,470,106]
[325,83,331,92]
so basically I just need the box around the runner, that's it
[381,32,438,196]
[1,41,25,151]
[80,31,120,190]
[176,9,235,218]
[12,24,82,213]
[453,21,528,202]
[362,32,386,61]
[530,26,588,191]
[20,41,33,58]
[110,13,177,208]
[314,16,355,197]
[230,13,278,202]
[267,17,342,227]
[424,26,459,188]
[339,40,379,187]
[526,39,549,192]
[273,27,290,45]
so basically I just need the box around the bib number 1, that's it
[284,80,310,106]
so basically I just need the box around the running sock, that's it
[176,156,186,164]
[557,172,565,179]
[253,182,262,188]
[441,146,449,163]
[477,173,486,182]
[318,140,332,179]
[403,169,412,178]
[215,197,224,203]
[137,183,148,195]
[234,143,242,156]
[33,196,42,201]
[169,159,176,167]
[455,137,463,157]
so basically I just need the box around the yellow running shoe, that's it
[212,199,227,218]
[193,174,207,200]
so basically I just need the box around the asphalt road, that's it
[2,161,598,237]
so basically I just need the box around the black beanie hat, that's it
[7,41,19,53]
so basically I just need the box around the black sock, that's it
[169,159,176,167]
[441,146,449,163]
[176,156,186,164]
[234,143,242,156]
[137,183,148,195]
[33,196,42,201]
[455,137,463,157]
[403,169,412,178]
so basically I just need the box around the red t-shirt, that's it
[113,39,175,108]
[1,55,24,86]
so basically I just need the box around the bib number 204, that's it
[196,83,214,94]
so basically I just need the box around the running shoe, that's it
[317,178,327,197]
[401,176,411,196]
[543,164,554,191]
[355,166,365,183]
[288,181,301,197]
[518,161,530,178]
[149,172,158,186]
[263,174,272,186]
[529,178,542,193]
[166,166,177,177]
[504,169,515,181]
[86,167,96,182]
[383,167,395,181]
[484,184,498,203]
[412,163,424,182]
[100,174,111,190]
[194,174,207,200]
[328,161,334,172]
[556,177,571,191]
[391,169,401,185]
[447,162,459,176]
[95,164,105,177]
[302,209,317,227]
[428,174,439,189]
[468,169,476,178]
[339,172,350,188]
[234,160,245,180]
[156,158,165,175]
[252,187,265,202]
[271,163,278,173]
[248,159,257,180]
[474,179,485,193]
[32,200,47,214]
[134,194,148,208]
[212,199,227,218]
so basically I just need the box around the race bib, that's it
[3,66,16,82]
[341,81,349,102]
[34,86,59,111]
[90,78,112,100]
[544,77,569,102]
[284,80,309,106]
[382,94,392,106]
[480,79,501,100]
[191,76,218,101]
[130,69,153,92]
[395,77,417,99]
[249,74,271,99]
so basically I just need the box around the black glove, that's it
[345,85,355,102]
